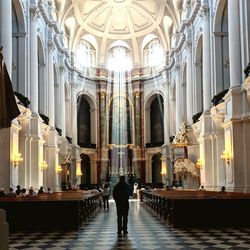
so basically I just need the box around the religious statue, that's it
[172,122,189,145]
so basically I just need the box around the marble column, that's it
[134,91,141,146]
[99,92,106,148]
[48,42,55,127]
[0,0,12,78]
[202,1,212,111]
[186,42,193,125]
[228,0,242,87]
[30,6,39,113]
[59,60,66,136]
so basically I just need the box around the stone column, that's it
[0,0,12,78]
[175,65,181,131]
[162,82,171,186]
[99,91,109,182]
[48,41,55,127]
[228,0,242,87]
[134,91,141,146]
[186,42,193,125]
[202,0,212,111]
[99,91,106,148]
[71,83,77,145]
[58,58,66,136]
[30,6,39,113]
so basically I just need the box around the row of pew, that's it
[142,189,250,227]
[0,191,102,232]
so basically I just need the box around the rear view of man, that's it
[113,176,132,236]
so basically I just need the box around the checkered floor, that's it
[9,200,250,249]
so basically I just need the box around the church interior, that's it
[1,0,250,249]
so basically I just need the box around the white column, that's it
[30,7,39,113]
[48,42,55,127]
[164,83,170,145]
[228,0,242,87]
[186,43,193,125]
[175,65,181,131]
[59,62,66,136]
[71,83,77,145]
[202,1,212,111]
[0,0,12,78]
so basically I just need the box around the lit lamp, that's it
[13,153,23,167]
[221,150,230,166]
[56,165,62,174]
[76,169,82,177]
[40,161,48,171]
[196,159,203,169]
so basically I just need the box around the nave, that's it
[9,200,250,250]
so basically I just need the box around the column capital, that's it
[201,3,209,17]
[133,91,140,97]
[71,82,78,90]
[100,91,106,98]
[48,41,55,52]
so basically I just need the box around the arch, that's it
[144,92,164,146]
[77,93,97,146]
[12,0,26,94]
[151,153,162,186]
[80,154,91,188]
[213,0,230,94]
[37,36,46,115]
[194,35,203,114]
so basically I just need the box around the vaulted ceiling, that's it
[55,0,185,67]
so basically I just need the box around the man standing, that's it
[113,176,132,236]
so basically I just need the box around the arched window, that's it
[143,38,164,67]
[107,46,132,72]
[194,36,203,114]
[75,39,95,68]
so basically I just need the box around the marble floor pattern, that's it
[9,200,250,249]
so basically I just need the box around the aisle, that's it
[9,200,250,249]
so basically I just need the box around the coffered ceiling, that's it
[55,0,185,67]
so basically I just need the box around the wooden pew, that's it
[0,209,8,250]
[0,191,102,232]
[142,189,250,227]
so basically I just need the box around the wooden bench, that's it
[0,191,102,232]
[142,189,250,227]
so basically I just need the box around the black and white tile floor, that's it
[9,200,250,249]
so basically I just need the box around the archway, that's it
[214,0,230,93]
[145,93,164,146]
[194,35,203,114]
[80,154,91,188]
[151,153,162,186]
[77,95,91,147]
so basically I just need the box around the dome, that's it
[56,0,183,67]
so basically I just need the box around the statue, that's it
[173,122,189,145]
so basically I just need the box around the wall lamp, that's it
[56,165,62,174]
[76,169,83,177]
[196,159,203,169]
[40,161,48,171]
[221,150,230,166]
[13,153,23,167]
